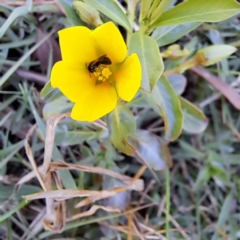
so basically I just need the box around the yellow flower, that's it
[50,22,141,121]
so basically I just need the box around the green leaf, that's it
[151,0,172,23]
[42,95,73,119]
[151,0,240,28]
[166,74,187,96]
[57,0,86,26]
[0,29,56,87]
[0,6,28,38]
[0,200,29,223]
[128,32,164,92]
[143,76,183,141]
[129,130,172,170]
[211,191,233,240]
[197,45,237,66]
[40,82,64,102]
[55,129,104,146]
[178,140,205,159]
[152,22,201,47]
[84,0,131,32]
[0,140,24,169]
[180,97,208,134]
[40,81,53,98]
[194,166,211,191]
[108,102,136,155]
[0,5,59,38]
[139,0,154,21]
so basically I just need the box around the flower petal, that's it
[90,22,127,64]
[50,61,95,103]
[114,53,141,102]
[58,26,101,65]
[71,82,117,121]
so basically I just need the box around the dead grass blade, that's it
[212,225,228,240]
[41,113,70,232]
[41,113,70,178]
[24,124,46,191]
[20,207,46,240]
[75,166,146,208]
[45,172,65,233]
[23,189,100,201]
[50,161,144,191]
[16,165,44,186]
[0,174,19,184]
[100,222,140,238]
[191,66,240,110]
[67,205,121,222]
[126,209,133,240]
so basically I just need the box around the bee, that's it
[87,54,112,73]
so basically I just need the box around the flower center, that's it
[93,65,112,83]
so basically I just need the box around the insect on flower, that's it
[50,22,141,121]
[87,54,112,73]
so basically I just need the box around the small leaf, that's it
[55,129,104,146]
[151,25,176,41]
[143,76,183,141]
[108,102,136,155]
[151,0,240,28]
[196,45,237,66]
[152,22,201,47]
[180,97,208,134]
[56,0,86,26]
[179,140,205,159]
[128,32,164,92]
[102,176,130,210]
[42,95,73,119]
[212,191,233,240]
[129,130,172,170]
[194,166,211,191]
[40,81,53,99]
[139,0,154,21]
[151,0,172,23]
[84,0,131,32]
[166,74,187,96]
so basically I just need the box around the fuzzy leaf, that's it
[129,130,172,170]
[196,45,237,66]
[180,97,208,134]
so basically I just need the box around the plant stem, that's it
[165,168,170,239]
